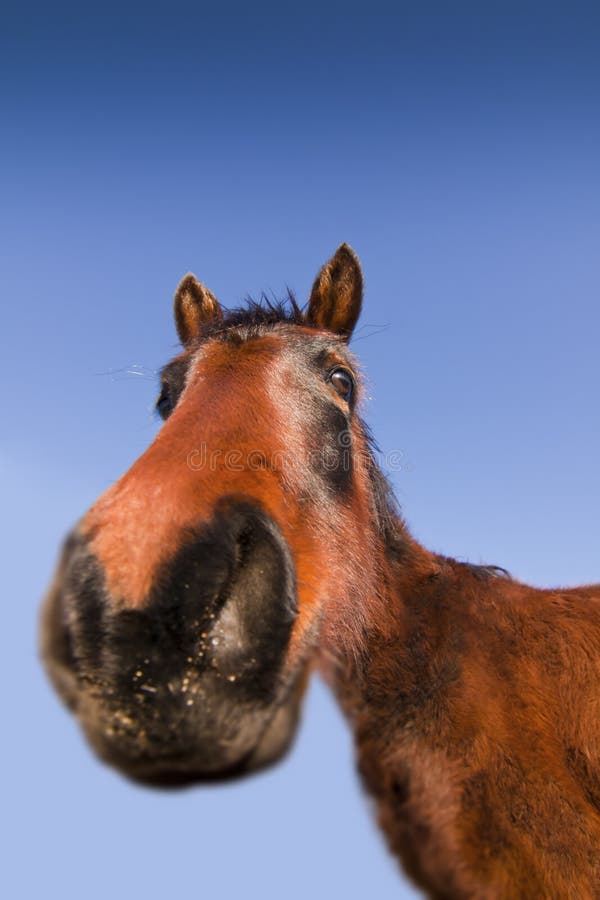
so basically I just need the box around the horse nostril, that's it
[230,530,246,574]
[231,523,262,579]
[203,503,298,685]
[235,527,253,564]
[153,502,298,679]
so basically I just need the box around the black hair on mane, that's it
[359,422,409,552]
[200,291,307,342]
[461,562,511,580]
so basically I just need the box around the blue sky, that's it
[3,3,599,898]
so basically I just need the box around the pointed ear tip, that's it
[176,272,199,291]
[334,242,362,268]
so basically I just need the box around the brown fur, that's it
[41,245,600,896]
[331,544,600,897]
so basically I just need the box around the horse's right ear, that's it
[306,244,363,340]
[174,274,223,346]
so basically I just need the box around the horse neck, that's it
[317,512,444,717]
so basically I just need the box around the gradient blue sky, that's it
[3,3,599,898]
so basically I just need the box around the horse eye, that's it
[155,389,173,420]
[329,368,354,402]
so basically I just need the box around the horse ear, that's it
[306,243,363,340]
[174,273,223,345]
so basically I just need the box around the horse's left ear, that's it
[306,243,363,340]
[174,273,223,346]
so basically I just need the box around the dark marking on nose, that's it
[43,502,299,780]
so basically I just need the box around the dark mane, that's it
[199,291,307,342]
[445,558,512,581]
[464,562,511,580]
[361,422,408,550]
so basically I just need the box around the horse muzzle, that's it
[40,501,302,785]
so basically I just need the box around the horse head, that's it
[41,245,388,785]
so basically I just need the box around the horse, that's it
[41,245,600,897]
